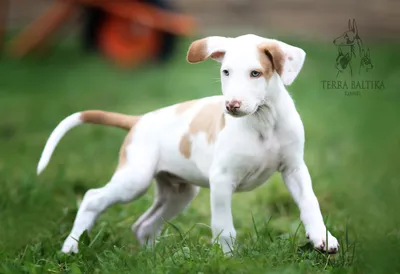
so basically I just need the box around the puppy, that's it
[37,34,339,255]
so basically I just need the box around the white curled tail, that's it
[37,113,82,175]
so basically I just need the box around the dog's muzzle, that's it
[225,100,241,113]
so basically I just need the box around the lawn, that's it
[0,36,399,273]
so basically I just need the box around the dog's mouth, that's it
[224,103,262,117]
[224,105,251,117]
[225,109,247,117]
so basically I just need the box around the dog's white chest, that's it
[216,130,281,192]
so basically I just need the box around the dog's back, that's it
[134,95,226,185]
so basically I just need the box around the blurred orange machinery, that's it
[9,0,196,67]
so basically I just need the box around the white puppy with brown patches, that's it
[37,34,339,255]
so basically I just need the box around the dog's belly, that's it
[157,133,281,191]
[157,161,212,188]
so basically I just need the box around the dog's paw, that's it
[212,236,236,256]
[306,230,339,254]
[213,241,235,257]
[61,236,79,254]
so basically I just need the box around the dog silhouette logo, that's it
[333,19,373,78]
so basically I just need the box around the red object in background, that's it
[8,0,196,68]
[87,0,196,67]
[98,15,161,68]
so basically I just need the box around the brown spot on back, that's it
[257,41,285,78]
[175,99,198,115]
[179,100,225,159]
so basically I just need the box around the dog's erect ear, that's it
[366,48,370,58]
[348,19,352,30]
[352,19,358,35]
[260,39,306,86]
[186,36,231,64]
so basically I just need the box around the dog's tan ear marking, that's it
[186,36,230,64]
[259,39,306,85]
[258,41,285,78]
[186,39,225,63]
[187,38,208,63]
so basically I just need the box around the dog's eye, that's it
[250,70,262,78]
[222,70,229,76]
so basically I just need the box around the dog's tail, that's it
[37,110,139,175]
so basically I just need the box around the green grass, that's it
[0,36,400,273]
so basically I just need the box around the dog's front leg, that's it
[281,162,339,254]
[209,170,236,255]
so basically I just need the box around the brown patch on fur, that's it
[179,133,192,159]
[257,42,285,78]
[187,38,225,63]
[187,38,208,63]
[257,50,274,79]
[117,118,141,169]
[179,101,225,159]
[175,99,198,115]
[80,110,139,131]
[80,110,140,169]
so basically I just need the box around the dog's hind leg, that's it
[132,173,199,246]
[61,144,158,254]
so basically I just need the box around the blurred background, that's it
[1,0,400,273]
[5,0,400,39]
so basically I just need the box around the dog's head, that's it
[335,47,351,71]
[333,19,359,47]
[186,34,306,117]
